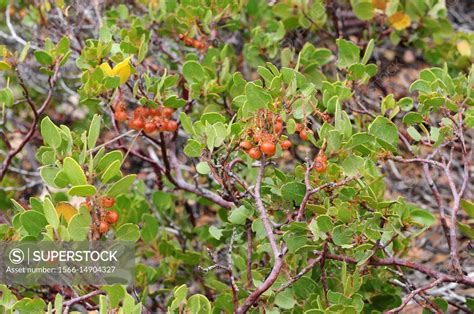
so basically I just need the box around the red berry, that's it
[144,122,157,134]
[129,118,145,130]
[295,123,303,132]
[114,110,127,122]
[99,221,109,234]
[248,147,261,160]
[149,108,162,117]
[260,141,276,157]
[273,121,283,134]
[102,197,115,208]
[134,107,149,118]
[314,153,328,173]
[240,140,252,150]
[253,133,262,143]
[165,120,178,132]
[299,130,309,141]
[163,107,174,118]
[280,140,292,150]
[184,37,194,46]
[106,210,119,224]
[158,120,168,132]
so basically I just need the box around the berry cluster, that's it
[114,103,178,134]
[81,197,119,235]
[239,113,292,160]
[178,33,206,50]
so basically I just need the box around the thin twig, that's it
[386,278,445,314]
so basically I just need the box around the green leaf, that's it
[19,42,30,62]
[10,199,26,212]
[106,174,136,196]
[281,182,306,205]
[43,198,59,229]
[88,114,101,149]
[20,211,48,237]
[63,157,87,186]
[41,117,62,148]
[351,0,374,21]
[0,87,14,107]
[97,151,123,172]
[409,79,431,94]
[13,298,46,312]
[169,285,188,311]
[245,82,272,111]
[196,162,211,175]
[457,222,474,239]
[103,285,126,308]
[141,213,158,243]
[101,160,121,184]
[209,226,223,240]
[34,50,53,65]
[342,155,364,176]
[152,191,173,212]
[201,112,226,124]
[332,225,353,246]
[275,289,297,310]
[361,39,374,64]
[0,61,11,70]
[316,215,333,232]
[399,97,414,111]
[182,60,205,83]
[116,223,140,241]
[180,112,195,135]
[368,116,399,148]
[54,294,63,313]
[99,295,107,314]
[185,294,211,314]
[164,95,186,109]
[56,36,70,54]
[461,199,474,218]
[407,126,422,141]
[184,139,203,158]
[40,166,61,188]
[228,206,251,225]
[403,112,424,125]
[68,185,96,197]
[410,208,435,227]
[337,39,360,69]
[68,211,91,241]
[467,298,474,311]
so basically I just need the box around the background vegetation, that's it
[0,0,473,313]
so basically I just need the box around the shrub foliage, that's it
[0,1,473,313]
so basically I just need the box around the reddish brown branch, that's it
[61,290,104,313]
[236,159,283,314]
[246,222,253,289]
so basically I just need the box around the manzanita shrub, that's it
[0,1,473,313]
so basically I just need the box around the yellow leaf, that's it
[457,40,471,57]
[112,57,132,84]
[99,62,114,76]
[55,202,78,223]
[389,12,411,31]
